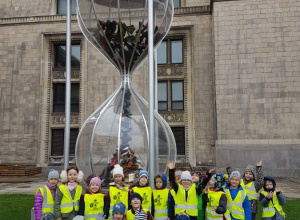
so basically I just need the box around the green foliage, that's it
[257,199,300,220]
[0,194,35,220]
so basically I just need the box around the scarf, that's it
[133,208,147,220]
[68,182,78,191]
[110,181,129,191]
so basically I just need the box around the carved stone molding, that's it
[51,114,79,125]
[158,66,185,77]
[49,156,75,165]
[160,112,184,123]
[52,69,80,79]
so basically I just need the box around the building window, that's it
[173,0,181,8]
[158,80,184,111]
[157,39,183,64]
[171,127,185,155]
[57,0,77,15]
[53,83,80,112]
[51,129,79,156]
[54,44,80,68]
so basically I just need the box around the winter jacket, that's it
[151,173,169,218]
[202,188,228,216]
[34,183,57,220]
[224,184,252,220]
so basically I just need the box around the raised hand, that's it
[266,191,273,199]
[167,161,175,170]
[209,167,216,173]
[275,185,281,192]
[256,160,262,166]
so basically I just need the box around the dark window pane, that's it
[158,127,168,155]
[171,40,183,63]
[158,82,167,110]
[173,0,180,8]
[171,127,185,155]
[51,129,78,156]
[57,0,77,15]
[157,41,167,64]
[171,81,184,110]
[53,83,80,112]
[55,44,80,68]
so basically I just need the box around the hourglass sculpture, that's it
[75,0,176,184]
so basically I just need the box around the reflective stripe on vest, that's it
[153,188,169,219]
[59,184,82,213]
[109,186,129,218]
[125,208,149,220]
[36,186,54,213]
[241,179,258,201]
[173,184,198,216]
[225,188,246,219]
[205,189,231,220]
[261,190,285,218]
[132,186,152,211]
[84,193,105,220]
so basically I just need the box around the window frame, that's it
[157,38,184,65]
[51,128,79,156]
[171,80,184,111]
[54,43,81,68]
[158,81,168,111]
[171,127,185,155]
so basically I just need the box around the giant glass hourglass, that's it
[75,0,176,183]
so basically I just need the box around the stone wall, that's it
[213,0,300,177]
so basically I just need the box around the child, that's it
[224,171,251,220]
[54,166,84,220]
[227,161,264,220]
[104,164,130,219]
[203,173,231,220]
[125,193,153,220]
[151,173,170,220]
[112,202,126,220]
[34,169,59,220]
[259,176,286,220]
[131,170,152,210]
[78,176,105,219]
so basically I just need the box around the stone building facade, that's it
[0,0,299,177]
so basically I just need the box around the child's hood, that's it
[154,173,167,189]
[263,176,276,192]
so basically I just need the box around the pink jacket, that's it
[34,183,57,220]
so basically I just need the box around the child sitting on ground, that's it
[34,169,60,220]
[131,170,152,211]
[54,166,84,220]
[125,193,153,220]
[259,176,286,220]
[151,173,170,220]
[224,171,251,220]
[78,176,105,219]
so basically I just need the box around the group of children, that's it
[34,161,286,220]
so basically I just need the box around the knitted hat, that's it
[138,170,149,179]
[112,202,126,215]
[176,212,190,220]
[181,171,192,182]
[48,169,59,180]
[113,164,124,178]
[213,173,225,189]
[130,192,143,203]
[245,165,255,176]
[90,176,101,186]
[191,171,202,178]
[229,171,241,181]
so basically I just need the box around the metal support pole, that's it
[148,0,155,188]
[64,0,72,170]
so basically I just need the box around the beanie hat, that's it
[213,173,225,189]
[191,171,202,178]
[180,171,192,182]
[113,164,124,178]
[90,176,101,186]
[48,169,59,180]
[138,170,149,179]
[130,192,143,203]
[229,171,241,182]
[112,202,126,215]
[176,212,190,220]
[244,165,255,178]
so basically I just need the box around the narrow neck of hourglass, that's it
[120,75,132,84]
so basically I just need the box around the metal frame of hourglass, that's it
[75,0,176,185]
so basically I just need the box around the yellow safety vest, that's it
[225,188,246,220]
[172,183,198,217]
[205,189,231,220]
[59,184,82,213]
[241,179,258,201]
[125,208,149,220]
[261,191,285,218]
[132,186,152,210]
[109,186,129,219]
[35,186,55,214]
[84,193,105,220]
[153,188,169,220]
